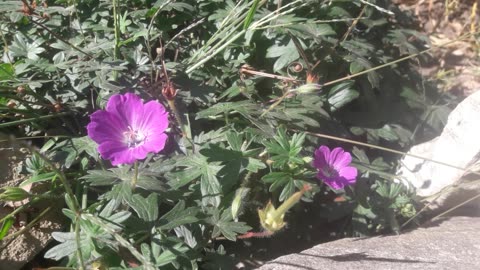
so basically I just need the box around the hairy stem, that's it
[131,161,139,189]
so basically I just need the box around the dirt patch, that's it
[396,0,480,95]
[0,144,64,270]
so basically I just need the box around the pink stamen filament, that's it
[123,126,146,147]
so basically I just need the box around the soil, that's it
[396,0,480,95]
[0,144,63,270]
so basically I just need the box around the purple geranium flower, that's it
[313,146,357,190]
[87,93,169,166]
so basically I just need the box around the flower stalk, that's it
[131,161,138,189]
[162,83,194,152]
[258,185,311,233]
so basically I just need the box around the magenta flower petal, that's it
[87,93,169,166]
[141,133,168,154]
[322,176,343,190]
[106,93,144,129]
[330,147,352,169]
[339,167,357,184]
[141,100,168,132]
[97,140,130,165]
[312,145,358,190]
[87,110,125,143]
[313,145,330,169]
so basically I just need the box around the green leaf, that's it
[328,81,359,111]
[125,193,159,222]
[266,40,299,72]
[0,218,14,241]
[279,180,295,202]
[158,201,199,230]
[262,171,291,184]
[20,171,58,187]
[0,63,14,81]
[167,154,223,207]
[196,101,254,119]
[243,0,261,29]
[45,232,91,261]
[352,147,369,164]
[155,242,190,267]
[208,209,251,241]
[263,128,305,169]
[81,170,119,186]
[10,34,45,60]
[201,168,222,207]
[231,187,249,219]
[71,136,99,160]
[285,23,335,41]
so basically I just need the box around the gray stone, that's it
[257,216,480,270]
[397,90,480,208]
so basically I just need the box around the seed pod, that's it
[16,86,26,95]
[7,100,16,108]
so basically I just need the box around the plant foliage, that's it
[0,0,451,268]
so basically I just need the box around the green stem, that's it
[75,216,86,270]
[186,30,245,74]
[82,214,155,270]
[112,0,120,79]
[167,99,195,153]
[260,90,291,118]
[0,135,71,143]
[0,112,71,129]
[21,146,81,213]
[270,187,307,221]
[131,161,138,189]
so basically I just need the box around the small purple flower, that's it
[313,146,357,190]
[87,93,169,166]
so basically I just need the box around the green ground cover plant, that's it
[0,0,468,269]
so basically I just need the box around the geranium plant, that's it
[0,0,448,269]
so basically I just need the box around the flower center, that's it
[123,126,146,148]
[321,166,338,178]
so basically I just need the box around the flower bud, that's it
[232,187,249,220]
[258,185,311,233]
[0,187,31,202]
[7,100,16,108]
[306,72,319,84]
[293,83,322,94]
[400,203,416,218]
[16,86,26,95]
[162,82,177,101]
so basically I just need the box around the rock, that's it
[397,90,480,208]
[257,216,480,270]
